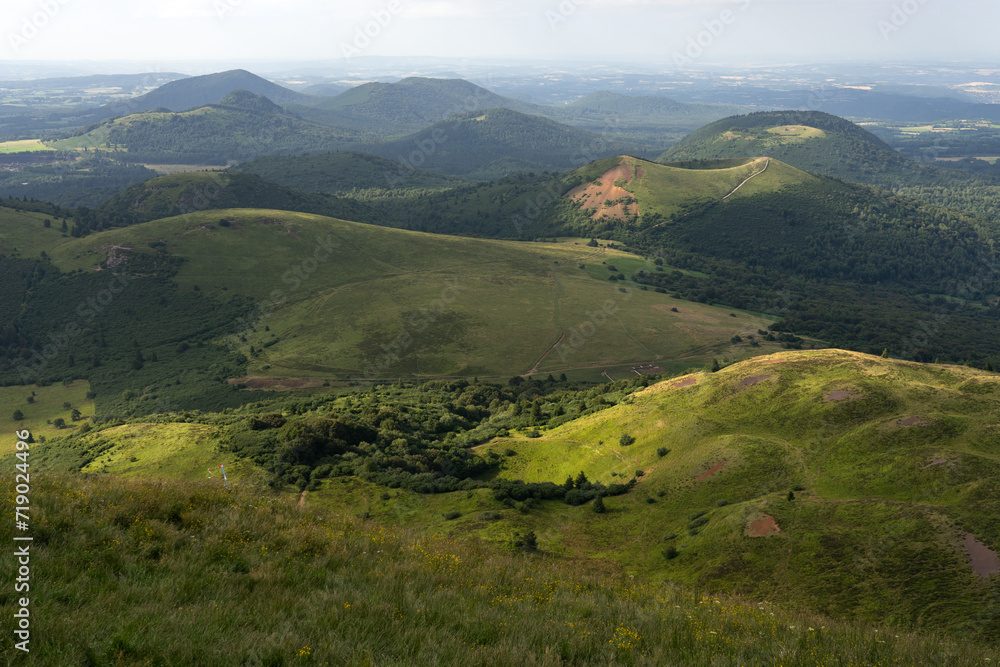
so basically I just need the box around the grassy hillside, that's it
[546,155,1000,367]
[0,380,93,449]
[566,155,813,224]
[471,349,1000,635]
[0,205,73,257]
[47,209,784,383]
[660,110,924,186]
[3,473,993,665]
[21,349,1000,652]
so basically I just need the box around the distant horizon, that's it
[2,0,997,73]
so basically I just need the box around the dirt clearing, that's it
[824,390,857,403]
[567,161,640,221]
[739,375,772,389]
[746,514,781,537]
[696,460,727,481]
[964,533,1000,578]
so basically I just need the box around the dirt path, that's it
[723,158,769,200]
[523,333,566,377]
[298,490,306,508]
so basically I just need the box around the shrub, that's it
[663,546,679,560]
[787,491,796,501]
[619,433,636,447]
[657,447,669,457]
[663,533,676,541]
[592,495,606,513]
[442,511,461,521]
[514,530,538,551]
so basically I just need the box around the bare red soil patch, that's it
[897,417,927,427]
[824,390,857,403]
[739,375,771,389]
[746,514,781,537]
[566,162,640,221]
[964,533,1000,578]
[696,460,727,481]
[671,376,697,389]
[228,377,324,391]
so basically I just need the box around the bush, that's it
[663,533,676,541]
[442,511,461,521]
[663,546,679,559]
[592,495,606,513]
[619,433,636,447]
[657,447,669,457]
[514,530,538,551]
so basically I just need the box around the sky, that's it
[1,0,995,67]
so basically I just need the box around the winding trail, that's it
[722,158,769,200]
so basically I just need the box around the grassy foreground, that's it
[2,473,996,666]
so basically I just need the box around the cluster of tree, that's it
[100,107,355,164]
[0,253,254,418]
[0,154,158,208]
[67,374,655,505]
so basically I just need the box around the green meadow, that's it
[48,209,783,381]
[2,473,996,666]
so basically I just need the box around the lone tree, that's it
[619,433,636,447]
[12,410,23,422]
[53,418,66,429]
[592,495,606,514]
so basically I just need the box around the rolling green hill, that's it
[359,107,648,179]
[21,348,1000,652]
[45,209,784,392]
[93,171,372,225]
[475,349,1000,635]
[660,110,925,186]
[49,98,359,165]
[232,151,468,194]
[301,77,544,133]
[4,472,993,665]
[540,155,1000,366]
[100,68,311,114]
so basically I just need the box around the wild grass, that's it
[2,473,995,666]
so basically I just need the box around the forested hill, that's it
[660,110,934,186]
[358,107,648,179]
[93,172,372,227]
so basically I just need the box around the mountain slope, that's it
[102,68,310,114]
[360,107,647,179]
[93,172,371,224]
[305,77,544,133]
[44,209,782,398]
[479,348,1000,635]
[50,100,358,165]
[660,110,921,185]
[555,91,744,133]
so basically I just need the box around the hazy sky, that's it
[2,0,995,66]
